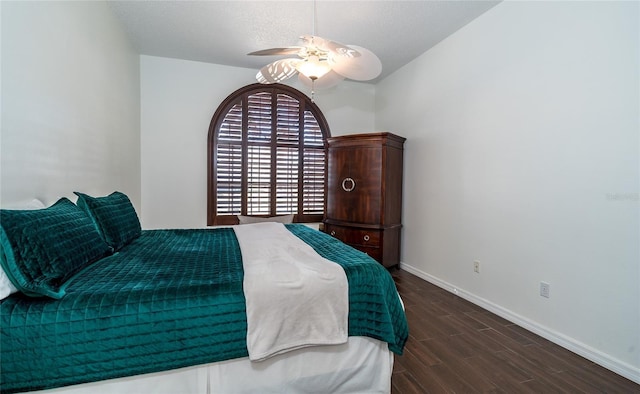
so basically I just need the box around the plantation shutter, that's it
[302,110,325,215]
[216,102,243,215]
[276,93,300,214]
[208,84,330,225]
[246,92,272,215]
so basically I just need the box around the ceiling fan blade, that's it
[298,70,345,90]
[330,45,381,81]
[256,59,302,84]
[248,47,303,56]
[320,39,361,58]
[300,35,361,58]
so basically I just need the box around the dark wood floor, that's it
[390,269,640,393]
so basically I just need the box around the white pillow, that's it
[2,198,46,210]
[0,198,46,299]
[237,214,294,225]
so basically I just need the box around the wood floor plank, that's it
[428,363,482,393]
[467,312,538,347]
[479,324,535,352]
[540,340,596,369]
[464,327,511,353]
[504,323,544,346]
[410,314,455,341]
[393,346,449,393]
[516,344,572,374]
[464,354,537,391]
[520,377,569,394]
[390,269,640,393]
[391,371,428,394]
[581,362,640,392]
[427,332,525,390]
[448,311,491,332]
[404,338,442,367]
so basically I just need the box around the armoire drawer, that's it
[325,225,381,247]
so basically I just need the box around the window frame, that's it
[207,83,331,226]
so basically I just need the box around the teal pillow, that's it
[0,198,112,299]
[74,191,141,251]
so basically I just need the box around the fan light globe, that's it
[296,55,331,80]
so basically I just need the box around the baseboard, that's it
[399,262,640,385]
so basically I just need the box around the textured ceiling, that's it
[110,1,500,83]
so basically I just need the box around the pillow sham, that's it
[237,214,295,225]
[74,191,141,251]
[0,199,46,300]
[0,198,112,299]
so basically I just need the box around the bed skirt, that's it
[27,337,393,394]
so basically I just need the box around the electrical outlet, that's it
[540,282,550,298]
[474,261,480,273]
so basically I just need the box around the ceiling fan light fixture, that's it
[296,55,331,80]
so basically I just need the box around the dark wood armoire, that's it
[323,132,406,268]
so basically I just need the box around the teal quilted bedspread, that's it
[1,225,408,393]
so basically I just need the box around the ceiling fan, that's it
[249,35,381,87]
[247,2,382,95]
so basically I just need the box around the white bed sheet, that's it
[28,336,393,394]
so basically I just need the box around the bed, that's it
[0,193,408,393]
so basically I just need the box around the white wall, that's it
[1,1,140,209]
[376,1,639,381]
[140,55,374,229]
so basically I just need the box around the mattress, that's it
[1,224,407,393]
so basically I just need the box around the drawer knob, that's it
[330,231,336,236]
[341,177,356,192]
[363,235,370,242]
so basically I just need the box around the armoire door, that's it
[326,145,382,225]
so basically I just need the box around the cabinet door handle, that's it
[363,235,370,242]
[330,231,336,236]
[341,177,355,192]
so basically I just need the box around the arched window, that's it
[208,83,331,225]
